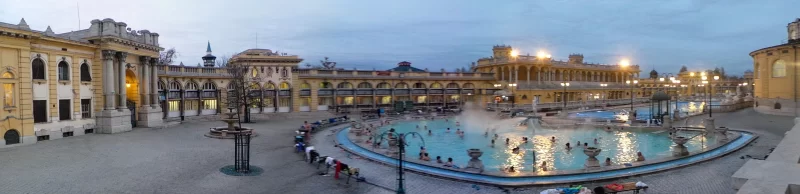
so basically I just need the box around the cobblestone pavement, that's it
[0,108,792,194]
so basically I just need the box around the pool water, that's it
[570,101,720,121]
[374,118,716,172]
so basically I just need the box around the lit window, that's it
[280,82,290,89]
[168,101,180,111]
[3,83,13,107]
[203,100,217,110]
[251,69,258,77]
[1,72,14,78]
[773,60,786,78]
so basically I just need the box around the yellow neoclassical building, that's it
[751,18,800,116]
[473,45,642,108]
[0,18,163,147]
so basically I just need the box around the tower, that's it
[492,45,512,59]
[202,41,216,67]
[568,54,584,64]
[788,18,800,43]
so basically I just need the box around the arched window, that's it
[337,82,353,89]
[279,82,290,90]
[32,58,45,80]
[463,83,475,88]
[430,83,442,88]
[158,81,166,91]
[57,61,69,80]
[250,83,262,90]
[395,82,408,89]
[80,63,91,81]
[227,82,237,90]
[773,60,786,78]
[319,82,332,89]
[446,83,459,88]
[203,82,216,90]
[185,82,198,90]
[1,72,14,79]
[265,82,276,90]
[251,68,258,78]
[300,82,311,89]
[413,82,426,88]
[376,82,390,88]
[357,82,372,88]
[169,81,181,90]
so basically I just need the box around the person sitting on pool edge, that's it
[418,152,425,160]
[540,161,548,171]
[422,153,431,161]
[605,157,613,166]
[436,156,443,163]
[444,157,454,167]
[506,166,516,172]
[637,152,646,161]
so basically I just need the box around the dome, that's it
[650,90,670,101]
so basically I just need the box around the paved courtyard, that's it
[0,108,793,194]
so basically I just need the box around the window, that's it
[337,82,352,89]
[203,100,217,110]
[33,100,47,123]
[395,83,408,89]
[251,69,258,77]
[380,96,392,104]
[3,83,13,107]
[185,82,199,98]
[59,99,71,121]
[463,83,475,88]
[357,82,372,88]
[300,82,310,89]
[264,82,275,90]
[185,101,198,110]
[81,99,91,118]
[1,72,13,78]
[58,61,69,81]
[773,60,787,78]
[447,83,459,88]
[430,83,442,88]
[32,58,45,80]
[416,96,427,103]
[300,97,310,106]
[414,83,426,88]
[377,83,390,88]
[281,67,289,77]
[168,101,180,111]
[202,82,217,98]
[80,63,91,81]
[279,97,291,107]
[280,82,290,90]
[319,82,332,89]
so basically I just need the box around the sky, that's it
[1,0,797,76]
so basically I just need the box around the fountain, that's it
[671,136,690,156]
[205,109,256,139]
[583,147,602,168]
[715,127,729,142]
[464,149,485,173]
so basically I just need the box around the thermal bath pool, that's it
[569,101,720,121]
[337,116,754,185]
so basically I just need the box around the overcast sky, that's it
[1,0,797,76]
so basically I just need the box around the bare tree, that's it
[216,55,230,67]
[225,61,256,125]
[159,48,178,65]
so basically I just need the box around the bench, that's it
[604,182,646,194]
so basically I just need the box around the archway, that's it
[125,69,139,126]
[4,129,19,145]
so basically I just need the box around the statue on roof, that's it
[320,57,337,69]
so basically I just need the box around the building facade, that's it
[0,18,162,147]
[473,45,642,107]
[751,18,800,116]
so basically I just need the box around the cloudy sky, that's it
[1,0,796,76]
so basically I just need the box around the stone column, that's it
[117,52,128,109]
[139,56,150,106]
[150,58,159,108]
[102,50,116,110]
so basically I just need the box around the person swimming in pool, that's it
[505,138,510,145]
[551,136,556,142]
[446,128,451,133]
[566,142,572,150]
[490,139,495,147]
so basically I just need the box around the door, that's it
[59,99,71,120]
[4,129,19,145]
[33,100,47,123]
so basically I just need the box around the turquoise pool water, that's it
[570,101,720,121]
[371,118,717,172]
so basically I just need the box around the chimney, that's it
[88,19,101,36]
[116,22,127,39]
[101,18,116,36]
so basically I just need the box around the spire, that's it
[44,26,55,36]
[206,41,212,54]
[17,18,30,30]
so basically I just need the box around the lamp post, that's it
[600,83,608,105]
[377,129,425,194]
[625,80,638,112]
[561,82,570,111]
[703,75,720,117]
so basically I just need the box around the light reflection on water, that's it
[379,118,716,172]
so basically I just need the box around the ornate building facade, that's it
[751,18,800,116]
[0,18,162,147]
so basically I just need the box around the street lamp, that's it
[376,129,425,194]
[561,82,570,111]
[625,80,638,112]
